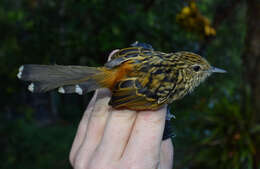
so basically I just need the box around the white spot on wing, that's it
[58,87,65,94]
[75,85,83,95]
[28,83,34,92]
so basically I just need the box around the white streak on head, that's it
[17,65,24,79]
[58,87,65,94]
[28,83,34,92]
[75,85,83,95]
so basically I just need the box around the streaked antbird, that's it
[17,42,226,110]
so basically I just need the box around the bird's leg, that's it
[166,106,176,120]
[162,106,176,140]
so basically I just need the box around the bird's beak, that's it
[210,66,227,73]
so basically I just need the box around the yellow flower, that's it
[182,7,190,16]
[204,25,216,36]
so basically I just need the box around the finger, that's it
[70,49,118,167]
[75,49,118,154]
[159,139,174,169]
[77,49,119,154]
[93,109,137,162]
[69,91,98,165]
[122,106,167,167]
[73,88,112,169]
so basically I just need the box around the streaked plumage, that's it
[17,42,226,110]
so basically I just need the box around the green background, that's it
[0,0,259,169]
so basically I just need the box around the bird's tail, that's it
[17,64,113,95]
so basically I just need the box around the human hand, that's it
[69,51,174,169]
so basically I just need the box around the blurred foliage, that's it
[176,1,216,38]
[0,0,258,169]
[1,119,75,169]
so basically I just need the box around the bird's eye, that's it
[193,65,201,72]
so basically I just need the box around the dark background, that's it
[1,0,259,169]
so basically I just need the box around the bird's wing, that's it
[105,47,141,68]
[107,44,179,109]
[105,42,154,68]
[134,55,180,105]
[130,41,154,50]
[108,78,160,110]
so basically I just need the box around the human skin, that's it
[69,51,174,169]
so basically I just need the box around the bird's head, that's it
[171,51,226,100]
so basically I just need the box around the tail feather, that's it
[19,64,100,82]
[58,80,100,95]
[17,64,104,93]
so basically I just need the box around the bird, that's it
[17,42,226,111]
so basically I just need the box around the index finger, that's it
[122,106,167,166]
